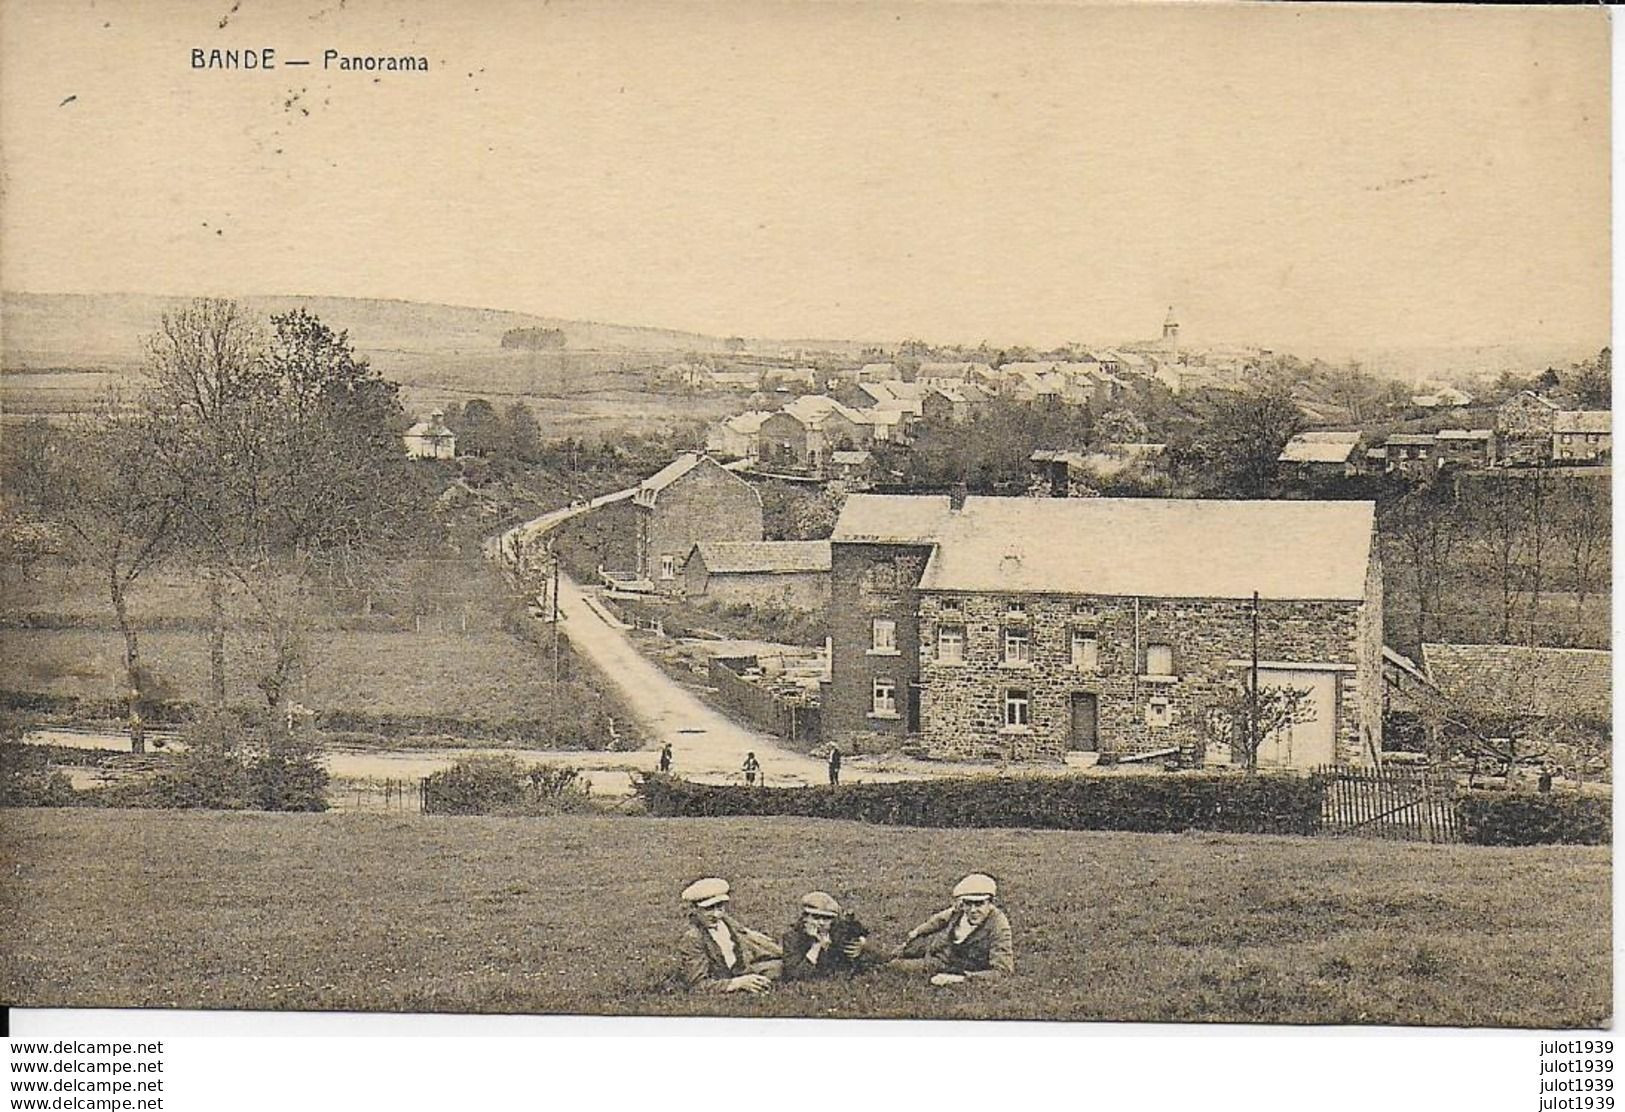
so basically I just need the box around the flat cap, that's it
[800,891,841,917]
[952,873,997,900]
[681,877,731,908]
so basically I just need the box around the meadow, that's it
[0,809,1608,1026]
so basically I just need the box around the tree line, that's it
[7,299,437,749]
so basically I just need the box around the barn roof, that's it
[1422,643,1610,720]
[919,497,1375,600]
[690,540,831,575]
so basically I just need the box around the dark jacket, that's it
[902,905,1014,979]
[678,912,784,992]
[779,913,881,981]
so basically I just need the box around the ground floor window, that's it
[872,676,897,716]
[1004,688,1030,728]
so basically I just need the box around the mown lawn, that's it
[0,809,1608,1026]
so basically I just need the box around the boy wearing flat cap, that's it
[892,873,1014,986]
[779,891,883,981]
[677,877,784,994]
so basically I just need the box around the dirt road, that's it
[551,570,832,786]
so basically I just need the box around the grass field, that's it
[0,625,584,727]
[0,809,1608,1026]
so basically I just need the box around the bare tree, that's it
[1460,474,1533,642]
[50,395,185,751]
[1380,481,1463,648]
[1555,478,1610,635]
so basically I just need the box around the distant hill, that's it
[0,292,759,370]
[1316,341,1602,387]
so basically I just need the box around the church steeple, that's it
[1161,305,1180,347]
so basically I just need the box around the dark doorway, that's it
[1069,692,1098,751]
[907,682,922,733]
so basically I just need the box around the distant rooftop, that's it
[690,540,831,575]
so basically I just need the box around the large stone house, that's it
[628,454,763,593]
[1277,431,1362,480]
[1495,390,1561,462]
[758,396,870,469]
[824,495,1384,770]
[1552,411,1611,463]
[704,411,772,461]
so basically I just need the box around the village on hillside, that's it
[0,1,1610,1048]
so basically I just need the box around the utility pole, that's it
[551,543,562,686]
[1250,590,1260,770]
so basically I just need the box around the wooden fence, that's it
[1315,764,1461,843]
[331,778,424,813]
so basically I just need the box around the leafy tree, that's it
[1568,347,1611,409]
[1187,381,1304,496]
[1096,407,1149,445]
[455,398,506,457]
[505,402,544,462]
[142,299,432,710]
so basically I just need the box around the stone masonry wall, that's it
[643,464,763,592]
[918,590,1375,765]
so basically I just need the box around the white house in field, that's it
[404,410,457,459]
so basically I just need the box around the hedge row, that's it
[633,772,1327,836]
[1458,791,1612,846]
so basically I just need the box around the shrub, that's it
[423,755,593,816]
[105,709,328,812]
[633,771,1325,836]
[1458,790,1611,846]
[0,745,76,807]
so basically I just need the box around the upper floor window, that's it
[660,555,676,580]
[1005,599,1027,618]
[937,624,965,664]
[871,618,897,653]
[1071,630,1099,671]
[1003,626,1031,665]
[1145,643,1174,676]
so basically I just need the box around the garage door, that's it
[1255,668,1338,770]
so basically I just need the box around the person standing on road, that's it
[827,744,842,787]
[676,877,783,993]
[742,752,760,787]
[659,742,673,774]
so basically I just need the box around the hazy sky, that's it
[0,1,1609,353]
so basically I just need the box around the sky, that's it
[0,1,1610,354]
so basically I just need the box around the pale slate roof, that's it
[1555,411,1611,434]
[690,540,831,575]
[724,410,773,434]
[639,453,704,495]
[1278,430,1360,464]
[1422,643,1610,720]
[830,494,954,544]
[1436,428,1492,441]
[782,394,867,428]
[405,418,453,439]
[918,497,1376,601]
